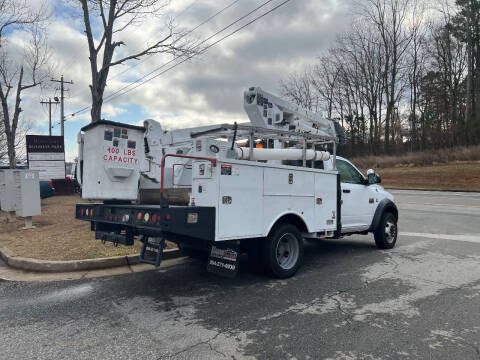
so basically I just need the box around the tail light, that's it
[165,214,171,221]
[137,212,143,221]
[151,213,157,223]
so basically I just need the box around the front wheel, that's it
[374,212,398,249]
[263,224,304,278]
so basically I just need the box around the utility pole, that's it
[40,98,60,136]
[51,75,74,137]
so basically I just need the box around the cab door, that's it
[336,159,374,231]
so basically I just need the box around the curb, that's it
[0,243,182,273]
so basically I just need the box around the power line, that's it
[102,0,275,100]
[103,0,293,106]
[69,0,245,116]
[68,0,206,101]
[71,0,293,118]
[71,0,244,117]
[104,0,242,84]
[70,0,281,117]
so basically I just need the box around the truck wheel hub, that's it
[385,221,396,243]
[276,233,299,270]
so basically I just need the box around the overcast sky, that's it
[11,0,354,161]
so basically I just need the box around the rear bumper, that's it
[76,203,216,242]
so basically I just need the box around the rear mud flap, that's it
[206,243,240,278]
[140,237,165,267]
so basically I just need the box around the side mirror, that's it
[367,169,381,185]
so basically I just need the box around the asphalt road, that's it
[1,190,480,360]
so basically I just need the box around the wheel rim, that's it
[385,220,397,243]
[276,233,299,270]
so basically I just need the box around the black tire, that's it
[374,212,398,249]
[262,224,304,279]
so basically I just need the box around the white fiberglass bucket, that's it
[79,120,145,201]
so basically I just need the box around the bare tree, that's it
[405,1,428,150]
[359,0,415,153]
[280,0,479,155]
[0,0,47,46]
[75,0,199,123]
[451,0,480,143]
[280,68,319,111]
[423,21,467,147]
[0,28,50,168]
[333,23,386,152]
[311,57,340,119]
[0,112,7,162]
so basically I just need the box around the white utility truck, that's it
[75,87,398,278]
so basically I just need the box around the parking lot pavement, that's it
[1,190,480,360]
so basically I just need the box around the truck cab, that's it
[324,156,395,234]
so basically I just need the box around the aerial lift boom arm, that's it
[243,86,344,146]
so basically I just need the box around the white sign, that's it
[26,135,65,181]
[29,162,65,180]
[28,153,65,161]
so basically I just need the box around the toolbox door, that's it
[217,164,263,240]
[314,173,338,232]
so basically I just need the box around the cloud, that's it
[107,0,352,130]
[3,0,354,158]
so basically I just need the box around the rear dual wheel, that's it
[262,224,304,278]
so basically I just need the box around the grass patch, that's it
[351,145,480,169]
[0,195,176,261]
[374,162,480,191]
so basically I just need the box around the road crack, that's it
[169,331,228,359]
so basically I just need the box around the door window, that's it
[337,160,364,184]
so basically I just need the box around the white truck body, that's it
[190,158,339,241]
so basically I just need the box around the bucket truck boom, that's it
[243,87,345,147]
